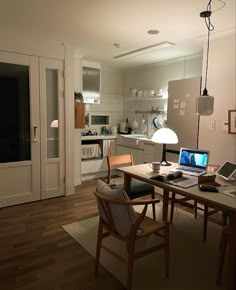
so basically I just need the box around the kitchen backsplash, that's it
[123,97,168,137]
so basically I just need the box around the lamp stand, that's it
[160,144,171,166]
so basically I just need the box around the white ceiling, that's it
[0,0,235,69]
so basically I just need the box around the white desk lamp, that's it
[152,128,178,166]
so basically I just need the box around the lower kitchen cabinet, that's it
[116,145,144,165]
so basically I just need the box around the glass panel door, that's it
[46,69,59,158]
[40,58,64,199]
[0,62,30,162]
[0,51,40,208]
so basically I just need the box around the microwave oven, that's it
[88,113,111,127]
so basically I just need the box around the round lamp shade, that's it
[152,128,178,144]
[50,120,58,128]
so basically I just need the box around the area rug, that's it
[63,205,227,290]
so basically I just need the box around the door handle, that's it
[33,126,38,142]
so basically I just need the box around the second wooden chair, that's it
[107,153,157,220]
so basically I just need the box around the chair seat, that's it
[130,180,154,197]
[110,180,154,198]
[137,213,167,237]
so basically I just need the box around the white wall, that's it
[199,34,236,164]
[0,28,64,60]
[85,67,124,131]
[123,54,202,94]
[73,58,124,185]
[123,55,203,137]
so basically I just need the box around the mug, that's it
[149,161,160,172]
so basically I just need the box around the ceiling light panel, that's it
[113,41,175,60]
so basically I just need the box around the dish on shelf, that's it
[152,117,163,129]
[140,119,148,134]
[129,88,137,96]
[136,90,143,97]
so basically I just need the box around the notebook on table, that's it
[171,148,210,177]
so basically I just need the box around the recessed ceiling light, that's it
[147,29,160,35]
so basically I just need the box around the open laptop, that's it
[171,148,210,177]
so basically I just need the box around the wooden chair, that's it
[107,153,157,220]
[170,165,227,242]
[94,191,169,290]
[216,225,230,285]
[170,194,227,242]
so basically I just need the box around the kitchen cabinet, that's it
[82,60,101,104]
[143,143,162,163]
[81,136,116,178]
[116,136,145,165]
[116,145,144,165]
[75,102,85,128]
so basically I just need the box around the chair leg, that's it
[222,212,228,226]
[216,230,228,284]
[203,205,208,242]
[151,191,156,220]
[164,223,170,278]
[127,240,135,290]
[170,192,176,224]
[95,218,103,273]
[194,201,198,219]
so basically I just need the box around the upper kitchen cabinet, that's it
[82,60,101,104]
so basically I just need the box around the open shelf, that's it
[125,95,167,101]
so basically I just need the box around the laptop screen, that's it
[179,148,209,169]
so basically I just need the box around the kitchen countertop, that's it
[81,134,155,144]
[81,135,117,140]
[118,134,154,144]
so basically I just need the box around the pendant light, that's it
[196,0,215,116]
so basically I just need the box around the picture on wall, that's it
[228,110,236,134]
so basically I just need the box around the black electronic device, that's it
[216,161,236,181]
[199,184,219,192]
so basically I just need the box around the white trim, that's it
[81,59,101,69]
[0,161,32,168]
[64,45,75,195]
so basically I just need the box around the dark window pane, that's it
[0,63,30,163]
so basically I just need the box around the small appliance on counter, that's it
[81,130,98,136]
[119,118,131,134]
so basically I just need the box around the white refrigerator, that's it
[166,77,201,160]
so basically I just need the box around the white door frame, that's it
[0,51,40,207]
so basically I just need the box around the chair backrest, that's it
[94,191,118,235]
[94,189,139,238]
[107,153,134,184]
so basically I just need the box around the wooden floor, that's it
[0,180,125,290]
[0,180,223,290]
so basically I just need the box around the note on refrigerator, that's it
[180,101,186,109]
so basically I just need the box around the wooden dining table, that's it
[118,163,236,290]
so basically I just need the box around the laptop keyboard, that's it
[175,167,205,176]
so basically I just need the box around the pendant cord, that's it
[202,0,215,95]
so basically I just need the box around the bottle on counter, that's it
[125,118,129,133]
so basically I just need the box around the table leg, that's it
[228,212,236,290]
[162,189,169,222]
[124,173,131,196]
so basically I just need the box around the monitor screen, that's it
[179,149,209,169]
[217,161,236,179]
